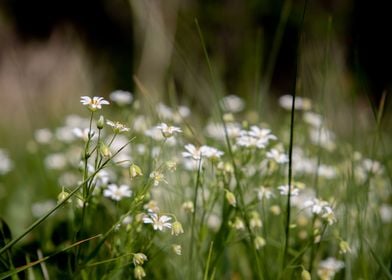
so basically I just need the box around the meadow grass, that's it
[0,4,392,280]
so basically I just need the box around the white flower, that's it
[156,103,174,120]
[205,122,242,141]
[149,171,167,186]
[73,128,93,142]
[156,123,182,138]
[304,198,331,215]
[103,184,132,201]
[80,96,109,111]
[106,120,130,133]
[303,112,323,128]
[44,153,67,170]
[182,144,203,160]
[34,128,53,144]
[220,94,245,113]
[266,149,288,164]
[200,145,224,160]
[278,184,299,196]
[278,95,311,111]
[143,212,172,231]
[256,186,274,200]
[317,257,344,280]
[248,126,277,144]
[0,149,13,175]
[236,126,277,149]
[109,90,133,105]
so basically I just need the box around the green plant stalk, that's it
[203,242,214,280]
[188,157,203,280]
[282,0,308,271]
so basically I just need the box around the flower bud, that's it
[225,191,236,207]
[301,269,312,280]
[97,115,105,129]
[129,163,143,179]
[254,236,266,250]
[99,142,112,158]
[172,244,182,255]
[134,266,146,279]
[133,253,148,266]
[57,187,71,204]
[171,221,184,236]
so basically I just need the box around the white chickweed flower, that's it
[143,212,172,231]
[103,184,132,201]
[149,171,167,186]
[182,144,203,161]
[317,257,344,280]
[109,90,133,106]
[256,186,274,200]
[80,96,109,111]
[156,123,182,138]
[106,120,130,134]
[266,149,289,164]
[278,184,299,196]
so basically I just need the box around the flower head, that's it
[109,90,133,106]
[106,120,130,134]
[156,123,182,138]
[80,96,109,111]
[278,184,299,196]
[143,212,172,231]
[103,184,132,201]
[133,253,148,266]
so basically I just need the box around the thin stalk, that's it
[282,0,308,270]
[189,157,203,280]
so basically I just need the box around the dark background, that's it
[0,0,391,107]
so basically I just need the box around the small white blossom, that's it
[256,186,274,200]
[279,95,311,111]
[303,112,323,128]
[266,149,288,164]
[220,94,245,113]
[317,257,344,280]
[106,120,130,133]
[103,184,132,201]
[182,144,203,161]
[34,128,53,144]
[156,123,182,138]
[201,145,224,160]
[0,149,13,175]
[149,171,167,186]
[304,198,331,215]
[143,212,172,231]
[44,153,67,170]
[109,90,133,105]
[278,184,299,196]
[80,96,109,111]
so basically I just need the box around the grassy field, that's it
[0,2,392,280]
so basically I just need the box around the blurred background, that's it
[0,0,391,226]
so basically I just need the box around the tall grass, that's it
[0,2,392,280]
